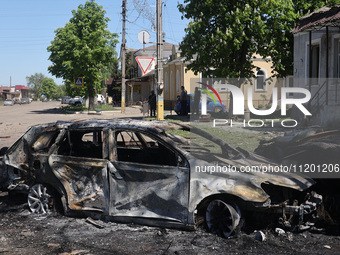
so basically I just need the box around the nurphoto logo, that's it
[193,78,313,128]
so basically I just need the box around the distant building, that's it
[163,47,283,112]
[15,85,30,98]
[122,42,284,112]
[0,85,30,100]
[125,42,175,104]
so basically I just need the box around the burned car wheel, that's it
[206,199,241,238]
[28,184,54,214]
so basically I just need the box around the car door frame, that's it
[48,128,110,214]
[107,127,191,225]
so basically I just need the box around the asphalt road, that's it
[0,101,142,149]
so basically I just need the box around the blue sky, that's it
[0,0,189,86]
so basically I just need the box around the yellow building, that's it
[163,45,198,110]
[126,43,284,112]
[163,46,283,111]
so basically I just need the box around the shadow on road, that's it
[28,108,63,114]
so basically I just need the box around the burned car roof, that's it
[52,118,190,132]
[0,119,321,238]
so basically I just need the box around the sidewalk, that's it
[100,106,175,119]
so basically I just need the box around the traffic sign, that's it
[74,77,84,87]
[135,57,154,74]
[138,30,150,44]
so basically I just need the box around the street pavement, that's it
[0,101,175,148]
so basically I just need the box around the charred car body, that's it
[0,119,321,237]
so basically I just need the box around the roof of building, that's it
[134,42,176,55]
[293,5,340,33]
[15,85,30,90]
[0,86,11,93]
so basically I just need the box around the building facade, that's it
[293,5,340,127]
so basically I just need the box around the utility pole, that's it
[156,0,164,120]
[121,0,127,114]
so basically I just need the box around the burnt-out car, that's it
[0,119,321,237]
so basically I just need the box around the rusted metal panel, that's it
[109,161,190,224]
[49,155,109,213]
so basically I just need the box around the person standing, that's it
[180,86,188,115]
[148,90,156,117]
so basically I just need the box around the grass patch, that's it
[61,105,87,112]
[166,128,191,138]
[164,119,273,153]
[100,104,116,111]
[191,123,272,152]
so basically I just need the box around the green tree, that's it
[108,51,136,101]
[178,0,339,78]
[40,78,57,100]
[55,84,66,98]
[47,0,119,110]
[26,73,47,98]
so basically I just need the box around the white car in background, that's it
[69,96,85,106]
[4,99,14,106]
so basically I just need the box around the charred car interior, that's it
[0,119,322,238]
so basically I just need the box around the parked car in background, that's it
[3,99,14,106]
[97,94,105,104]
[69,96,85,106]
[174,94,226,115]
[61,96,71,104]
[20,98,29,104]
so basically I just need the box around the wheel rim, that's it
[206,200,241,238]
[28,184,51,214]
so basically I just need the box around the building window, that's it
[176,70,180,92]
[255,70,267,91]
[311,45,320,80]
[165,72,168,92]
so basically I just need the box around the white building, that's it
[293,5,340,127]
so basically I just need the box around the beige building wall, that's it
[238,55,283,109]
[163,50,284,111]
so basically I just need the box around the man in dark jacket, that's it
[180,86,188,115]
[148,90,156,117]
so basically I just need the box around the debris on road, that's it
[85,217,105,229]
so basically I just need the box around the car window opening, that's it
[58,130,103,159]
[115,131,178,166]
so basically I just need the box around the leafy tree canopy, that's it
[178,0,340,79]
[26,73,47,98]
[47,0,119,109]
[40,78,57,99]
[55,84,66,98]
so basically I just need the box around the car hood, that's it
[188,151,315,213]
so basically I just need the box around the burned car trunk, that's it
[0,119,322,238]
